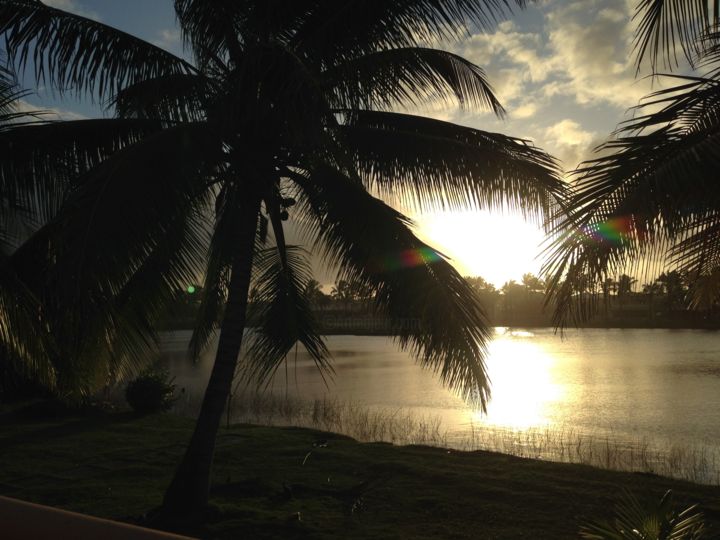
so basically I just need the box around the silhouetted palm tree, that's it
[545,0,720,326]
[0,1,565,515]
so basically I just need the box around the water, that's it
[160,328,720,480]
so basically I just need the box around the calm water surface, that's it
[160,328,720,449]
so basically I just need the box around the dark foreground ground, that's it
[1,405,719,539]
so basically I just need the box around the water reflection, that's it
[472,330,564,429]
[159,328,720,451]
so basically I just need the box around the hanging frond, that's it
[633,0,712,72]
[0,0,196,100]
[244,246,330,385]
[338,109,565,221]
[325,47,504,115]
[291,164,492,409]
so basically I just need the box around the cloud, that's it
[41,0,100,21]
[543,0,651,108]
[544,119,599,169]
[442,1,658,114]
[368,2,675,173]
[16,100,88,122]
[511,102,538,119]
[153,28,182,52]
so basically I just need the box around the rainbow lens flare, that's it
[376,247,443,272]
[585,217,634,246]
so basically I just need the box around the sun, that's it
[415,210,548,287]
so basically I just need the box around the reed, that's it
[172,393,720,486]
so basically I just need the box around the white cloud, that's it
[16,100,88,122]
[42,0,100,21]
[456,21,556,87]
[543,0,651,108]
[511,102,538,119]
[544,119,599,169]
[153,28,182,52]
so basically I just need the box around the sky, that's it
[21,0,667,287]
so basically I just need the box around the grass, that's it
[175,393,720,486]
[1,402,720,539]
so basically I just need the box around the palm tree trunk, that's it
[161,199,259,516]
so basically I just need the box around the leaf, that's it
[244,246,331,385]
[0,0,196,100]
[291,164,492,409]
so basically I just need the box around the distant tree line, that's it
[160,269,720,331]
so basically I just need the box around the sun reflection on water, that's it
[468,329,564,430]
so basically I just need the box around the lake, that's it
[160,328,720,482]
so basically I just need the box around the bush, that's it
[125,369,176,414]
[580,489,706,539]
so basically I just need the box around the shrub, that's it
[580,489,706,539]
[125,369,176,414]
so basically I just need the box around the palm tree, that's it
[521,272,544,293]
[303,279,328,308]
[0,0,565,516]
[330,279,355,310]
[545,0,720,326]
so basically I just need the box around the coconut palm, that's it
[545,0,720,326]
[0,0,565,514]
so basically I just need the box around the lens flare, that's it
[375,247,443,272]
[584,217,635,245]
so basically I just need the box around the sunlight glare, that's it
[416,211,547,287]
[468,330,563,430]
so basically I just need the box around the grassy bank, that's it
[174,394,720,486]
[1,406,720,539]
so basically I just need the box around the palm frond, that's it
[0,0,196,100]
[46,121,217,308]
[173,0,249,68]
[633,0,713,72]
[105,193,212,384]
[338,109,565,221]
[10,122,219,396]
[0,118,164,231]
[292,0,529,67]
[0,253,56,390]
[544,73,720,327]
[580,490,706,540]
[188,182,242,361]
[325,47,504,115]
[244,246,331,385]
[0,58,29,119]
[291,164,491,409]
[112,73,214,122]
